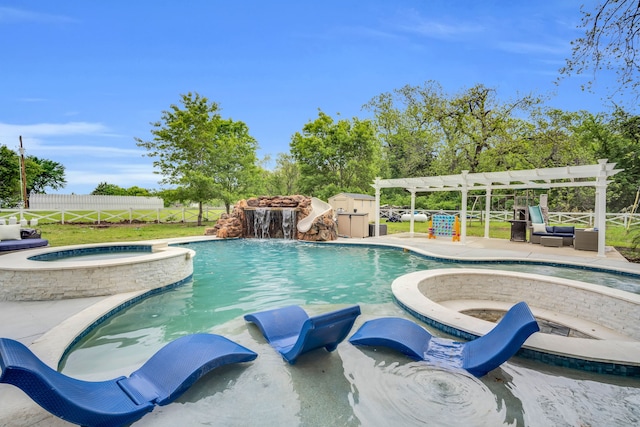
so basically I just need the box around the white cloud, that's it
[497,41,569,56]
[0,7,76,24]
[0,121,108,137]
[64,164,161,194]
[390,9,484,40]
[400,21,484,39]
[37,145,146,158]
[0,121,143,160]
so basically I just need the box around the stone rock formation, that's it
[209,195,337,241]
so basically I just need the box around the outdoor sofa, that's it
[0,225,48,252]
[529,224,575,246]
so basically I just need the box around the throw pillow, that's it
[0,224,22,241]
[532,223,546,234]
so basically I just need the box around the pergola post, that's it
[460,171,468,244]
[596,160,608,257]
[373,178,381,237]
[409,189,416,236]
[484,187,492,239]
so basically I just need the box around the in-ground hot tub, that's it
[0,241,195,301]
[392,268,640,376]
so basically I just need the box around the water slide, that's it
[297,197,333,233]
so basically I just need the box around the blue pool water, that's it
[60,239,640,426]
[62,239,640,361]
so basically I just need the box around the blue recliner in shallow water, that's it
[244,305,361,364]
[0,334,257,427]
[349,301,539,377]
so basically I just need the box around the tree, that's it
[0,146,66,207]
[26,157,66,194]
[265,153,300,196]
[0,145,21,207]
[560,0,640,99]
[433,84,539,174]
[290,111,381,199]
[363,81,444,178]
[136,92,259,222]
[592,108,640,211]
[91,182,152,196]
[365,82,539,178]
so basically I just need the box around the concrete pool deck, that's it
[1,234,639,426]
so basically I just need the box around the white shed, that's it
[329,193,376,217]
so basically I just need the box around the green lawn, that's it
[384,219,638,248]
[38,222,218,247]
[35,217,638,251]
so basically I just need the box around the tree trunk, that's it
[198,201,203,226]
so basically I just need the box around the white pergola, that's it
[371,159,622,257]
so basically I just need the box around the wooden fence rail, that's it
[0,207,638,228]
[380,209,639,228]
[0,207,224,225]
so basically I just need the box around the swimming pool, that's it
[61,239,640,426]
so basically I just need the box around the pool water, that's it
[60,239,640,426]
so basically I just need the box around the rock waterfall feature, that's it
[209,195,337,241]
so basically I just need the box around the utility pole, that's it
[19,136,28,208]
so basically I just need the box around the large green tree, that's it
[136,92,259,222]
[265,153,300,196]
[0,146,66,207]
[363,81,444,178]
[365,82,539,179]
[432,84,539,174]
[590,108,640,211]
[0,145,21,207]
[26,157,66,195]
[290,111,381,200]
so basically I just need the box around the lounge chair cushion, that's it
[553,226,574,234]
[245,305,361,364]
[0,225,21,241]
[0,334,257,426]
[349,302,539,377]
[531,223,546,233]
[0,238,48,252]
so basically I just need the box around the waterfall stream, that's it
[246,208,297,239]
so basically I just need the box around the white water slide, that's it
[297,197,333,233]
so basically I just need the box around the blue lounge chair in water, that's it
[244,305,361,364]
[0,334,257,427]
[349,301,539,377]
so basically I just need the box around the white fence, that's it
[381,208,640,229]
[1,207,636,228]
[0,207,223,224]
[29,194,164,210]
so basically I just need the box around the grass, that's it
[38,222,219,247]
[36,217,637,250]
[385,219,639,249]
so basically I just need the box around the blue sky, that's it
[0,1,623,195]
